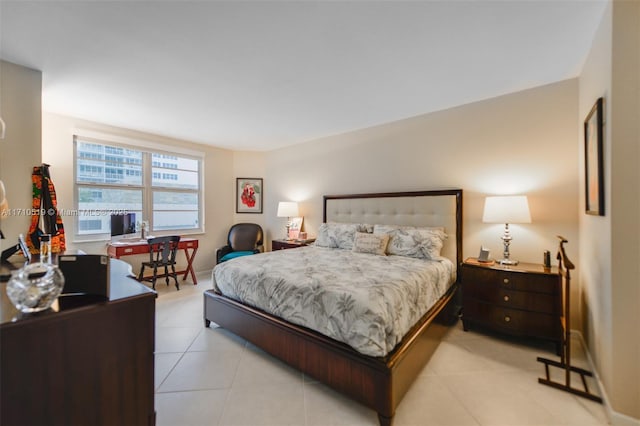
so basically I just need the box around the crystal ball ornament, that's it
[6,263,65,313]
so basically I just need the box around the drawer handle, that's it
[504,315,511,322]
[503,278,510,284]
[124,248,133,253]
[503,295,510,302]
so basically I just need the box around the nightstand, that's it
[271,239,315,251]
[461,258,562,354]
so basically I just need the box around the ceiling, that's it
[1,1,607,151]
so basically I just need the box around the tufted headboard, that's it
[323,189,463,275]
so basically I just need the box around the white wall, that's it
[609,0,640,420]
[259,79,581,323]
[579,0,639,421]
[41,113,235,274]
[0,60,41,251]
[578,0,614,405]
[232,151,267,243]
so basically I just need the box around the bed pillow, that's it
[356,223,374,233]
[314,223,334,247]
[352,232,389,256]
[314,223,360,249]
[373,225,447,259]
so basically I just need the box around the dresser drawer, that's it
[463,300,560,340]
[463,284,559,314]
[463,265,558,294]
[112,244,149,256]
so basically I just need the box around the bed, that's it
[204,189,463,425]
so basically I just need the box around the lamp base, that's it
[499,258,519,266]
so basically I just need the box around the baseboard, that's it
[572,330,640,426]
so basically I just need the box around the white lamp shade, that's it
[277,201,299,217]
[482,195,531,224]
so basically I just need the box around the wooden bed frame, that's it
[204,189,463,425]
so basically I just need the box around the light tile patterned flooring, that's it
[154,273,609,426]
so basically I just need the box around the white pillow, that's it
[314,223,335,247]
[352,232,389,256]
[373,225,447,259]
[314,223,360,250]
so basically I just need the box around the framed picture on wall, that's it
[288,216,303,239]
[584,97,604,216]
[236,178,263,213]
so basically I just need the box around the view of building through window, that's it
[75,139,201,236]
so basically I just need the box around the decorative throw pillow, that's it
[373,225,447,259]
[352,232,389,256]
[314,223,360,250]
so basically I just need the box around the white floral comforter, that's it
[212,246,456,357]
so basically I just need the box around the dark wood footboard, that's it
[204,283,459,425]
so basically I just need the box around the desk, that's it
[1,259,156,425]
[108,237,199,284]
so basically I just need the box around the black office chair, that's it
[216,223,264,264]
[138,235,181,290]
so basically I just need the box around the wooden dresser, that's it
[461,258,562,354]
[1,259,156,426]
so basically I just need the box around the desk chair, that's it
[138,236,181,290]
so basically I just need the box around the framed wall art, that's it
[236,178,263,214]
[584,97,604,216]
[288,216,303,240]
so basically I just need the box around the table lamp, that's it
[277,201,299,240]
[482,195,531,265]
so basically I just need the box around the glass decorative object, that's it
[6,262,65,313]
[40,234,52,264]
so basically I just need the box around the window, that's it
[78,219,102,232]
[74,136,203,239]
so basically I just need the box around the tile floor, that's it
[153,273,609,426]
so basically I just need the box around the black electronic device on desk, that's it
[58,254,110,298]
[110,212,136,242]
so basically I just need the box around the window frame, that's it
[73,132,205,242]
